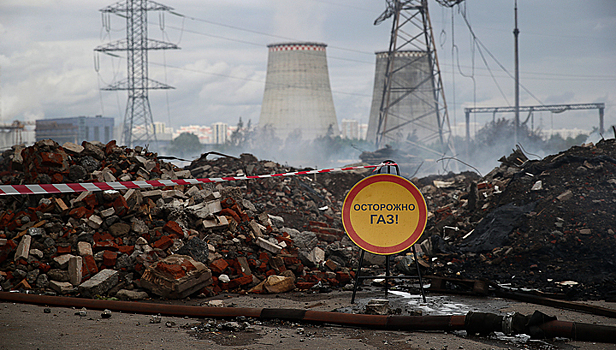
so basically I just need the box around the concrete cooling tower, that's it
[366,50,440,145]
[259,42,339,141]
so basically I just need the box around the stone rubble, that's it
[0,140,362,299]
[1,138,615,301]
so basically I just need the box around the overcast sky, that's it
[1,0,615,141]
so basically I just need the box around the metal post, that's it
[600,107,605,135]
[465,109,470,159]
[351,250,366,304]
[413,245,427,303]
[513,0,520,146]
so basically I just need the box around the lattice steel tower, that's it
[95,0,179,148]
[367,0,455,153]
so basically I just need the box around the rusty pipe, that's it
[1,292,616,343]
[0,291,465,331]
[538,320,616,343]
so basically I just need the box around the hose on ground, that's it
[1,292,615,343]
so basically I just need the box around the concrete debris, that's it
[139,255,212,299]
[365,298,390,315]
[1,138,616,301]
[78,269,119,298]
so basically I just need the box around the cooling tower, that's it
[366,50,440,145]
[259,42,339,141]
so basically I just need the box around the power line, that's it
[167,11,374,56]
[457,7,544,106]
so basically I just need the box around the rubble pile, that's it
[417,139,616,300]
[1,137,615,301]
[0,140,365,299]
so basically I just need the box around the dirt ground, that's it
[2,287,616,350]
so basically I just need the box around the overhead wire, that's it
[150,22,374,66]
[457,8,544,105]
[457,4,509,108]
[167,11,374,56]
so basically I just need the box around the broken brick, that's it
[209,259,229,274]
[102,251,118,268]
[163,221,183,236]
[152,236,173,250]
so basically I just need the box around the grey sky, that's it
[1,0,615,140]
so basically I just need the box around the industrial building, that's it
[259,42,339,141]
[35,116,114,145]
[341,119,360,139]
[366,50,440,145]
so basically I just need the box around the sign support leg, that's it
[351,250,365,304]
[413,245,427,303]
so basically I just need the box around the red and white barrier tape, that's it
[0,162,397,196]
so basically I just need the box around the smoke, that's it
[270,0,328,42]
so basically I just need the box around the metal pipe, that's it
[2,292,616,343]
[1,291,463,331]
[513,0,520,146]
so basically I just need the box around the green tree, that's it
[167,132,203,157]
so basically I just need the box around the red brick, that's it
[156,262,186,279]
[275,236,294,247]
[309,221,329,228]
[209,258,229,274]
[56,245,72,255]
[327,278,339,286]
[82,255,99,278]
[94,232,114,243]
[40,152,64,167]
[220,208,241,223]
[0,239,17,264]
[93,240,118,251]
[335,271,351,284]
[113,196,129,216]
[37,262,51,274]
[296,281,316,290]
[181,259,197,273]
[102,250,117,267]
[118,245,134,255]
[82,193,98,208]
[105,140,117,155]
[220,197,236,208]
[199,286,218,297]
[283,256,301,265]
[51,173,64,183]
[152,235,173,250]
[163,221,183,236]
[0,211,15,227]
[233,274,254,286]
[69,207,87,219]
[220,280,237,290]
[258,251,270,263]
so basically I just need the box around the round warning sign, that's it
[342,174,427,255]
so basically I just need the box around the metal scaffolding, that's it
[464,103,606,144]
[95,0,179,148]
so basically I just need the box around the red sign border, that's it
[342,174,427,255]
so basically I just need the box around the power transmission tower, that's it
[370,0,453,155]
[95,0,179,148]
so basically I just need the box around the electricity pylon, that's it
[371,0,453,156]
[95,0,179,148]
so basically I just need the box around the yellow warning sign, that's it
[342,174,427,255]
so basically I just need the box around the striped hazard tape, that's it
[0,162,397,196]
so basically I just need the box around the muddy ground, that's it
[2,288,616,350]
